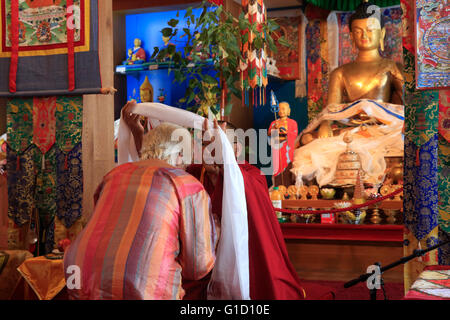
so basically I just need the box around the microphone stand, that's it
[344,239,450,300]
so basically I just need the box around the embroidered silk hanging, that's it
[439,90,450,143]
[56,142,83,229]
[438,134,450,234]
[6,98,33,155]
[32,97,56,160]
[55,96,83,229]
[305,18,329,121]
[401,0,445,292]
[6,95,84,254]
[6,144,36,227]
[0,0,101,96]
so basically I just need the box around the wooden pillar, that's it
[113,11,127,120]
[82,0,115,220]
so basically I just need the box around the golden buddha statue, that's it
[140,76,153,103]
[327,2,404,106]
[333,132,364,186]
[291,1,405,188]
[301,1,405,145]
[138,76,153,133]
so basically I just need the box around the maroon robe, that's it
[185,162,306,300]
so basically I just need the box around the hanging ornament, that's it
[240,0,268,107]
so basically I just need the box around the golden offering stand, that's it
[379,183,403,224]
[308,185,319,200]
[333,132,364,186]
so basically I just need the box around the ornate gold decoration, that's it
[370,207,382,224]
[308,185,319,200]
[277,185,287,199]
[385,210,398,224]
[333,132,364,186]
[298,185,309,200]
[287,185,298,199]
[380,184,392,199]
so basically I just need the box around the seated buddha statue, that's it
[327,3,404,106]
[301,1,405,145]
[124,38,146,65]
[291,1,405,188]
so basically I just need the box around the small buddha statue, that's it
[125,38,146,65]
[138,76,153,133]
[268,102,298,184]
[140,76,153,103]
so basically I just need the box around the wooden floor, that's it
[285,239,404,283]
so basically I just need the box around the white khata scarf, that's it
[117,102,250,300]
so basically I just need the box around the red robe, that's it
[268,117,298,176]
[185,162,306,300]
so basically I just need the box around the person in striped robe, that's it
[64,122,217,300]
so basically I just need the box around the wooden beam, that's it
[82,0,115,220]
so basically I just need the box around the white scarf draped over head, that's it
[118,102,249,300]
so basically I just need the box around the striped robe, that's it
[64,161,217,300]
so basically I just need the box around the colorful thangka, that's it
[414,0,449,89]
[305,18,329,122]
[0,0,101,96]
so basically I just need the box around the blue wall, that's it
[125,8,206,107]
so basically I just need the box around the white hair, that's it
[140,122,189,166]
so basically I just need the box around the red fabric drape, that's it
[185,162,306,300]
[66,0,75,91]
[9,0,19,93]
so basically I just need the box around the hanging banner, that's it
[0,0,101,97]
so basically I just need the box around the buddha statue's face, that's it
[278,102,290,118]
[350,18,385,51]
[140,89,152,102]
